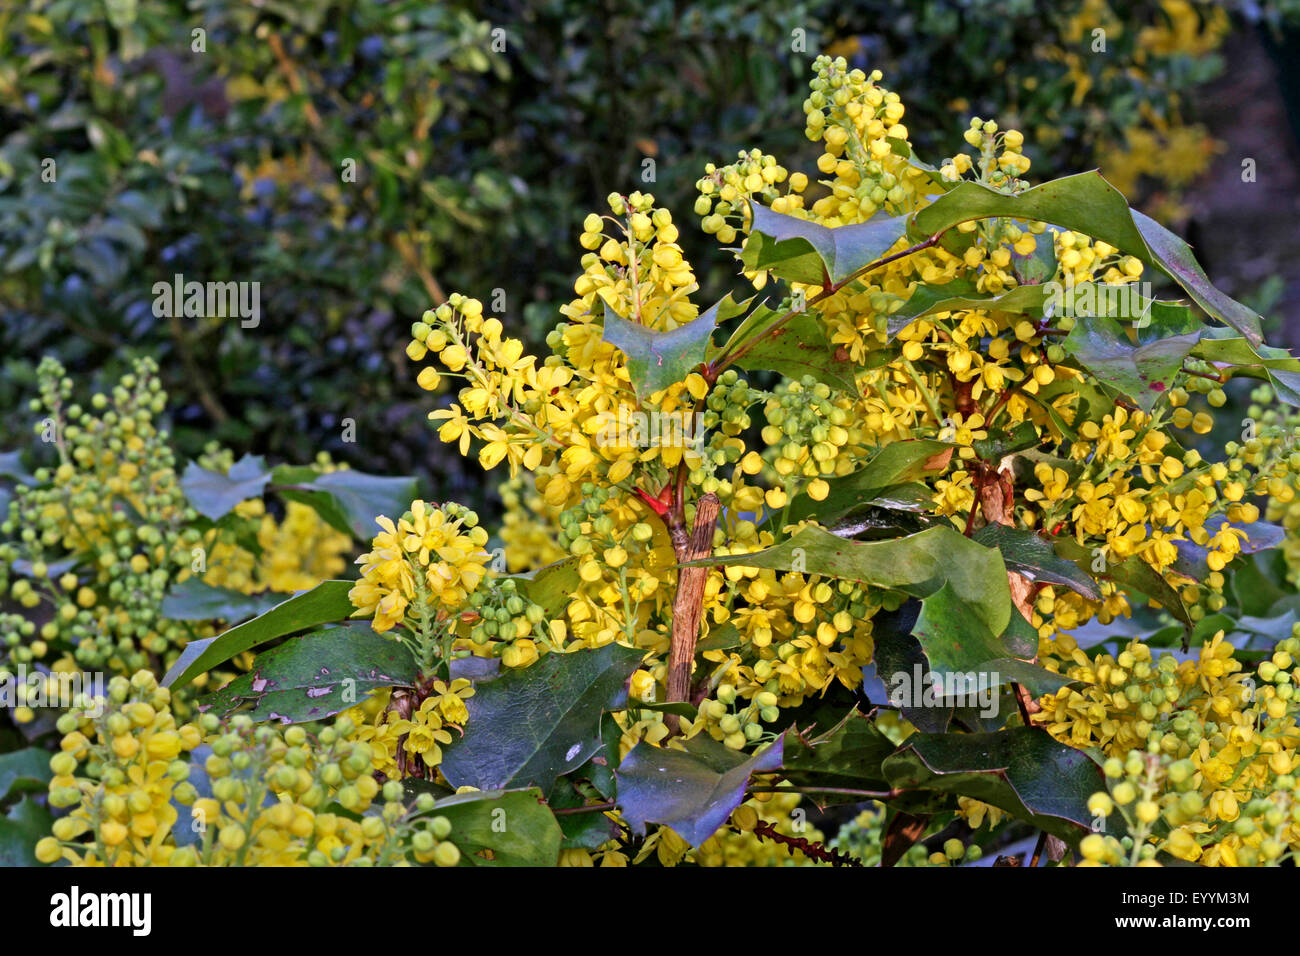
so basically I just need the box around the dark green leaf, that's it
[1061,314,1200,411]
[910,172,1263,345]
[974,524,1101,600]
[412,787,564,867]
[0,797,54,866]
[198,624,417,724]
[881,726,1104,841]
[616,735,784,847]
[0,748,53,802]
[780,440,951,528]
[162,580,355,689]
[439,643,645,793]
[746,203,909,285]
[601,294,747,398]
[160,578,284,623]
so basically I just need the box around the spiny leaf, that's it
[439,642,645,793]
[616,735,784,847]
[746,202,910,285]
[881,726,1104,842]
[601,294,748,399]
[180,454,270,520]
[198,623,417,724]
[909,171,1263,345]
[974,523,1101,601]
[162,580,356,689]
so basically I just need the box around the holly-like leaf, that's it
[615,735,785,847]
[0,797,54,866]
[439,643,645,793]
[746,202,909,285]
[180,453,270,520]
[274,466,416,539]
[160,578,284,623]
[729,310,863,393]
[601,294,747,399]
[1190,331,1300,407]
[408,786,564,867]
[974,524,1101,600]
[911,582,1014,679]
[162,580,355,689]
[909,171,1263,346]
[779,710,896,799]
[0,748,53,802]
[881,726,1104,842]
[198,624,417,724]
[502,557,581,619]
[1062,313,1200,411]
[700,525,1012,635]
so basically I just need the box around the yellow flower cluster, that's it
[38,670,462,866]
[1037,633,1300,865]
[348,499,490,636]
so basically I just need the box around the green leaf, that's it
[162,580,356,689]
[1190,332,1300,407]
[160,578,284,623]
[601,294,746,399]
[503,557,581,619]
[1061,314,1200,411]
[911,582,1013,678]
[909,172,1263,346]
[439,643,645,793]
[974,524,1101,600]
[550,777,618,850]
[198,624,417,724]
[746,203,909,285]
[779,710,896,799]
[700,525,1011,635]
[410,787,564,867]
[0,748,53,802]
[0,450,35,485]
[881,726,1104,841]
[0,797,54,866]
[729,310,863,393]
[615,735,785,847]
[275,466,417,539]
[971,421,1041,462]
[780,440,951,528]
[180,454,270,520]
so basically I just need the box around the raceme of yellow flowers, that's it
[37,670,462,867]
[1037,632,1300,866]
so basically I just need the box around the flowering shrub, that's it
[7,54,1300,868]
